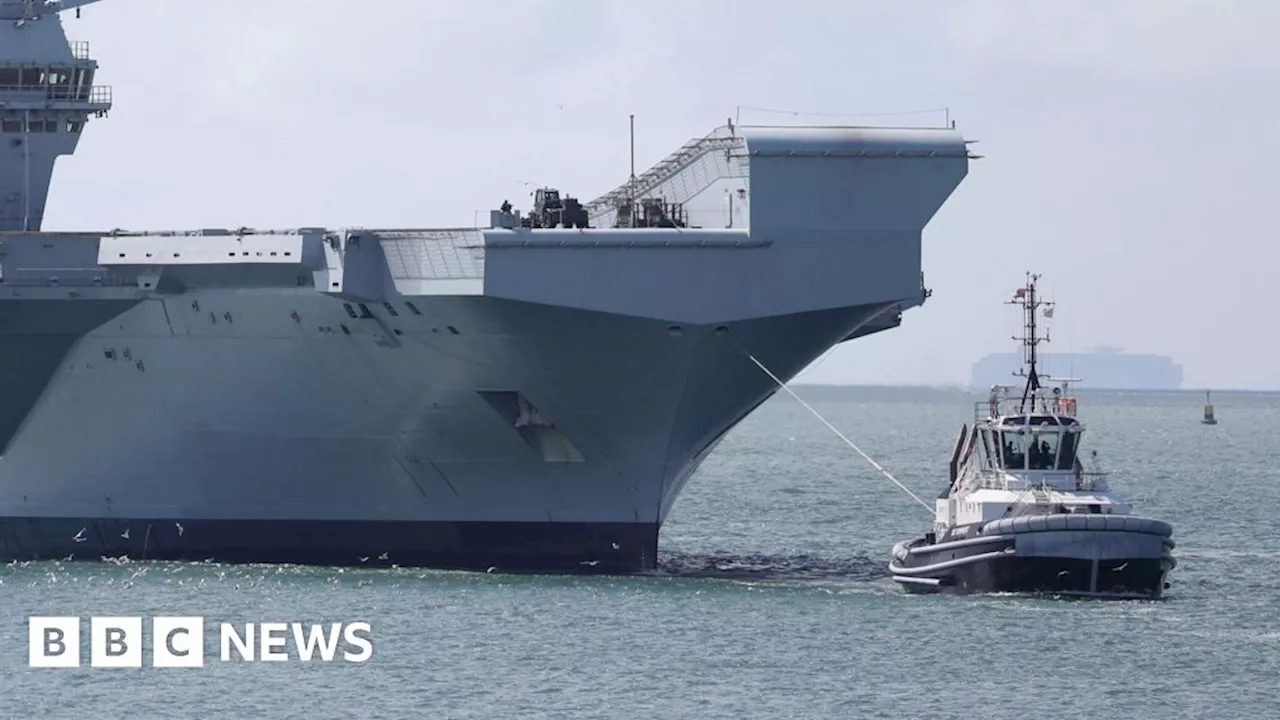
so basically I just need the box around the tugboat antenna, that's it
[1009,272,1053,412]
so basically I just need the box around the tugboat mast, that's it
[1008,272,1054,412]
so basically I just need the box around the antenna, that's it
[1008,272,1054,412]
[628,114,636,183]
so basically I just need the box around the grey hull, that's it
[0,293,882,571]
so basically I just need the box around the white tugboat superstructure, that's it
[889,273,1177,598]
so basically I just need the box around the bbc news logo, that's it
[28,617,373,667]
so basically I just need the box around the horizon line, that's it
[788,381,1280,394]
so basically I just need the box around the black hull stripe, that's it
[897,556,1171,599]
[0,517,659,573]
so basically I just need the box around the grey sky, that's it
[45,0,1280,390]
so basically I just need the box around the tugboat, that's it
[889,273,1177,599]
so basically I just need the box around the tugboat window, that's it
[1028,426,1060,470]
[1056,430,1079,471]
[980,429,997,464]
[1000,430,1029,470]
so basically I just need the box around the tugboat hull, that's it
[889,516,1176,599]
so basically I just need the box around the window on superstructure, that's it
[980,429,998,467]
[74,68,91,100]
[1056,432,1079,471]
[19,68,44,89]
[66,120,83,134]
[999,430,1029,470]
[0,68,19,88]
[1027,425,1060,470]
[24,119,45,133]
[47,69,73,100]
[1,119,19,133]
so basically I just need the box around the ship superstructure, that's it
[0,1,973,571]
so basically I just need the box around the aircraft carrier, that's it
[0,0,973,572]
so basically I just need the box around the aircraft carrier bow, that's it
[0,0,972,571]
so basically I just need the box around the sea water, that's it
[2,386,1276,719]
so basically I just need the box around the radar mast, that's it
[1008,272,1055,413]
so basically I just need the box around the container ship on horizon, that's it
[971,346,1183,392]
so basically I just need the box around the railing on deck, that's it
[974,388,1079,423]
[584,131,746,225]
[0,84,111,105]
[1076,471,1110,492]
[0,267,138,288]
[971,469,1109,493]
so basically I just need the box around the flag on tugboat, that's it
[1044,305,1055,318]
[1014,287,1026,299]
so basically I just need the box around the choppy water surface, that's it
[2,387,1277,719]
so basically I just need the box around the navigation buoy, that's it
[1202,390,1217,425]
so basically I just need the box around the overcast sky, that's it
[43,0,1280,390]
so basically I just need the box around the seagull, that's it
[377,552,388,561]
[175,522,184,537]
[1112,562,1129,572]
[611,542,620,551]
[580,560,599,566]
[121,528,130,539]
[359,556,369,563]
[72,527,86,543]
[486,566,497,573]
[1057,570,1070,577]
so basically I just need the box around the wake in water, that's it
[652,551,887,582]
